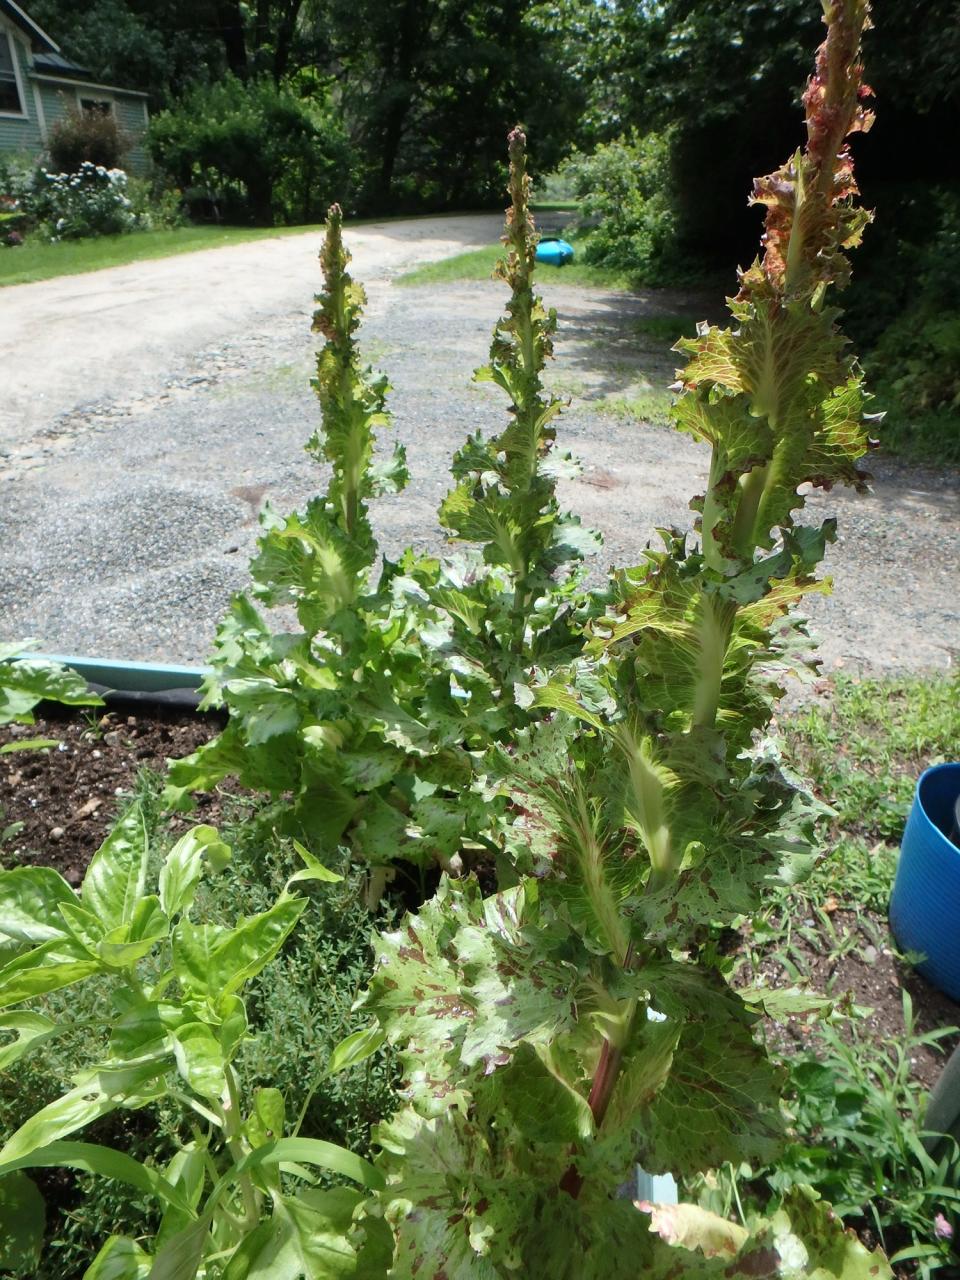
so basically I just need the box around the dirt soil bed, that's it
[0,703,225,882]
[740,907,960,1094]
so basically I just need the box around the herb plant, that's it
[359,1,893,1273]
[0,805,387,1276]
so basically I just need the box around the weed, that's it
[726,674,960,1277]
[705,996,960,1279]
[782,673,960,842]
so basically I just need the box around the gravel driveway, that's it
[1,215,957,675]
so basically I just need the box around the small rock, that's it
[50,826,64,841]
[103,730,122,746]
[862,945,878,964]
[91,749,102,759]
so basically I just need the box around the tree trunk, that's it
[273,0,305,82]
[217,0,249,77]
[246,172,275,225]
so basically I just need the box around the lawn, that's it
[395,234,647,290]
[726,671,960,1275]
[0,223,325,287]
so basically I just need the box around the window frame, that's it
[77,92,115,118]
[0,27,27,120]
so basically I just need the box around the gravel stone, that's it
[0,220,957,677]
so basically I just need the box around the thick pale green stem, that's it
[729,463,769,561]
[691,593,735,730]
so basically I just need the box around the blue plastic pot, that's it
[890,762,960,1002]
[535,237,574,267]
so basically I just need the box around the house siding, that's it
[0,27,42,156]
[114,93,149,175]
[0,11,149,175]
[33,82,149,174]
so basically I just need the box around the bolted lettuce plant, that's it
[166,151,598,901]
[0,806,389,1277]
[359,2,893,1274]
[432,127,599,677]
[164,203,435,893]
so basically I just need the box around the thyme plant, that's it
[0,810,387,1276]
[361,2,891,1273]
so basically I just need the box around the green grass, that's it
[530,200,580,213]
[0,223,326,287]
[721,673,960,1276]
[757,671,960,928]
[592,388,675,426]
[783,671,960,844]
[395,237,644,290]
[869,394,960,469]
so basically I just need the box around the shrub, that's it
[46,104,128,174]
[0,156,33,245]
[863,192,960,464]
[28,162,137,239]
[562,129,681,277]
[124,175,184,230]
[148,76,356,226]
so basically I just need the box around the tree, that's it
[310,0,587,209]
[148,75,354,224]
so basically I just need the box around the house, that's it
[0,0,149,173]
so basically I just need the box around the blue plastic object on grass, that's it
[890,762,960,1002]
[535,237,574,267]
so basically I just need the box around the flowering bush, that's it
[0,156,30,246]
[29,161,137,239]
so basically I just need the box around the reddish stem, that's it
[559,964,633,1200]
[559,1038,624,1199]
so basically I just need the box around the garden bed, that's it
[0,704,227,883]
[2,677,959,1277]
[3,686,958,1093]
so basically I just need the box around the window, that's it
[80,98,113,116]
[0,32,23,115]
